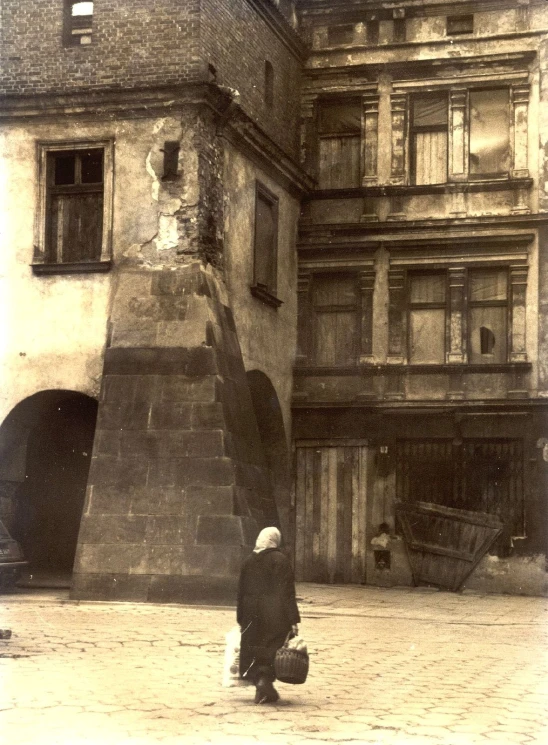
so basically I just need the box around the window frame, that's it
[64,1,94,47]
[317,97,363,190]
[33,140,114,274]
[410,92,449,186]
[406,270,448,365]
[250,181,281,308]
[468,87,512,180]
[310,272,360,368]
[467,268,510,365]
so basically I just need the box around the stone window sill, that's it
[250,284,283,308]
[32,261,112,276]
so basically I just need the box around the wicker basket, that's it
[274,644,309,685]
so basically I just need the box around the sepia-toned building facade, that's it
[0,0,547,600]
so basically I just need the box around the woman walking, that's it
[237,527,300,704]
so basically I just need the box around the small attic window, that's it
[327,25,354,46]
[65,1,94,47]
[447,14,474,36]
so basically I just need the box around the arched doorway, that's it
[246,371,291,543]
[0,391,98,580]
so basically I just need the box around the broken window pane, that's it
[469,306,507,363]
[469,89,510,176]
[313,275,358,366]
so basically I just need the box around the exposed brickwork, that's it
[0,0,302,157]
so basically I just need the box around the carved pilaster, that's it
[296,271,312,366]
[300,97,317,175]
[362,94,379,185]
[449,88,467,182]
[509,265,528,362]
[511,84,530,178]
[447,267,466,364]
[390,93,407,184]
[387,268,405,364]
[358,270,375,364]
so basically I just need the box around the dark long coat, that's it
[237,547,300,683]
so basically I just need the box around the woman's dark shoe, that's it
[254,677,280,704]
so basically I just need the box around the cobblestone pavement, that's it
[1,584,547,745]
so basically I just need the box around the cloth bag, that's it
[222,625,252,688]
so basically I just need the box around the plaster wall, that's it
[0,116,177,422]
[222,142,300,441]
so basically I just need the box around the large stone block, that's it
[195,514,258,547]
[74,542,144,574]
[78,515,146,544]
[160,375,218,403]
[145,515,188,545]
[129,487,185,516]
[177,457,234,487]
[190,402,225,429]
[184,485,234,515]
[148,402,193,430]
[146,574,238,605]
[87,455,148,487]
[103,347,217,376]
[87,485,134,516]
[145,545,187,575]
[96,399,150,430]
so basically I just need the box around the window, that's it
[403,268,511,365]
[312,274,358,366]
[65,1,94,46]
[468,269,508,364]
[366,21,379,45]
[469,89,511,177]
[318,100,362,189]
[447,14,474,36]
[393,18,406,42]
[264,61,274,108]
[327,24,354,46]
[411,94,448,185]
[408,273,447,364]
[251,182,280,307]
[34,141,113,272]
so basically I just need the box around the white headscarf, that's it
[253,527,282,553]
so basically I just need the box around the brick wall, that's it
[0,0,203,94]
[0,0,302,157]
[202,0,302,157]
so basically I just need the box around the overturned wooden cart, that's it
[396,501,503,592]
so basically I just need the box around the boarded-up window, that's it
[469,89,510,177]
[469,269,508,364]
[396,438,524,554]
[65,1,93,46]
[312,274,358,366]
[46,149,104,263]
[408,273,446,364]
[318,101,362,189]
[252,183,278,297]
[411,95,448,185]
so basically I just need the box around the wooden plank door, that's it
[295,442,368,584]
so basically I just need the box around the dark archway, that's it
[1,391,98,575]
[246,371,291,545]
